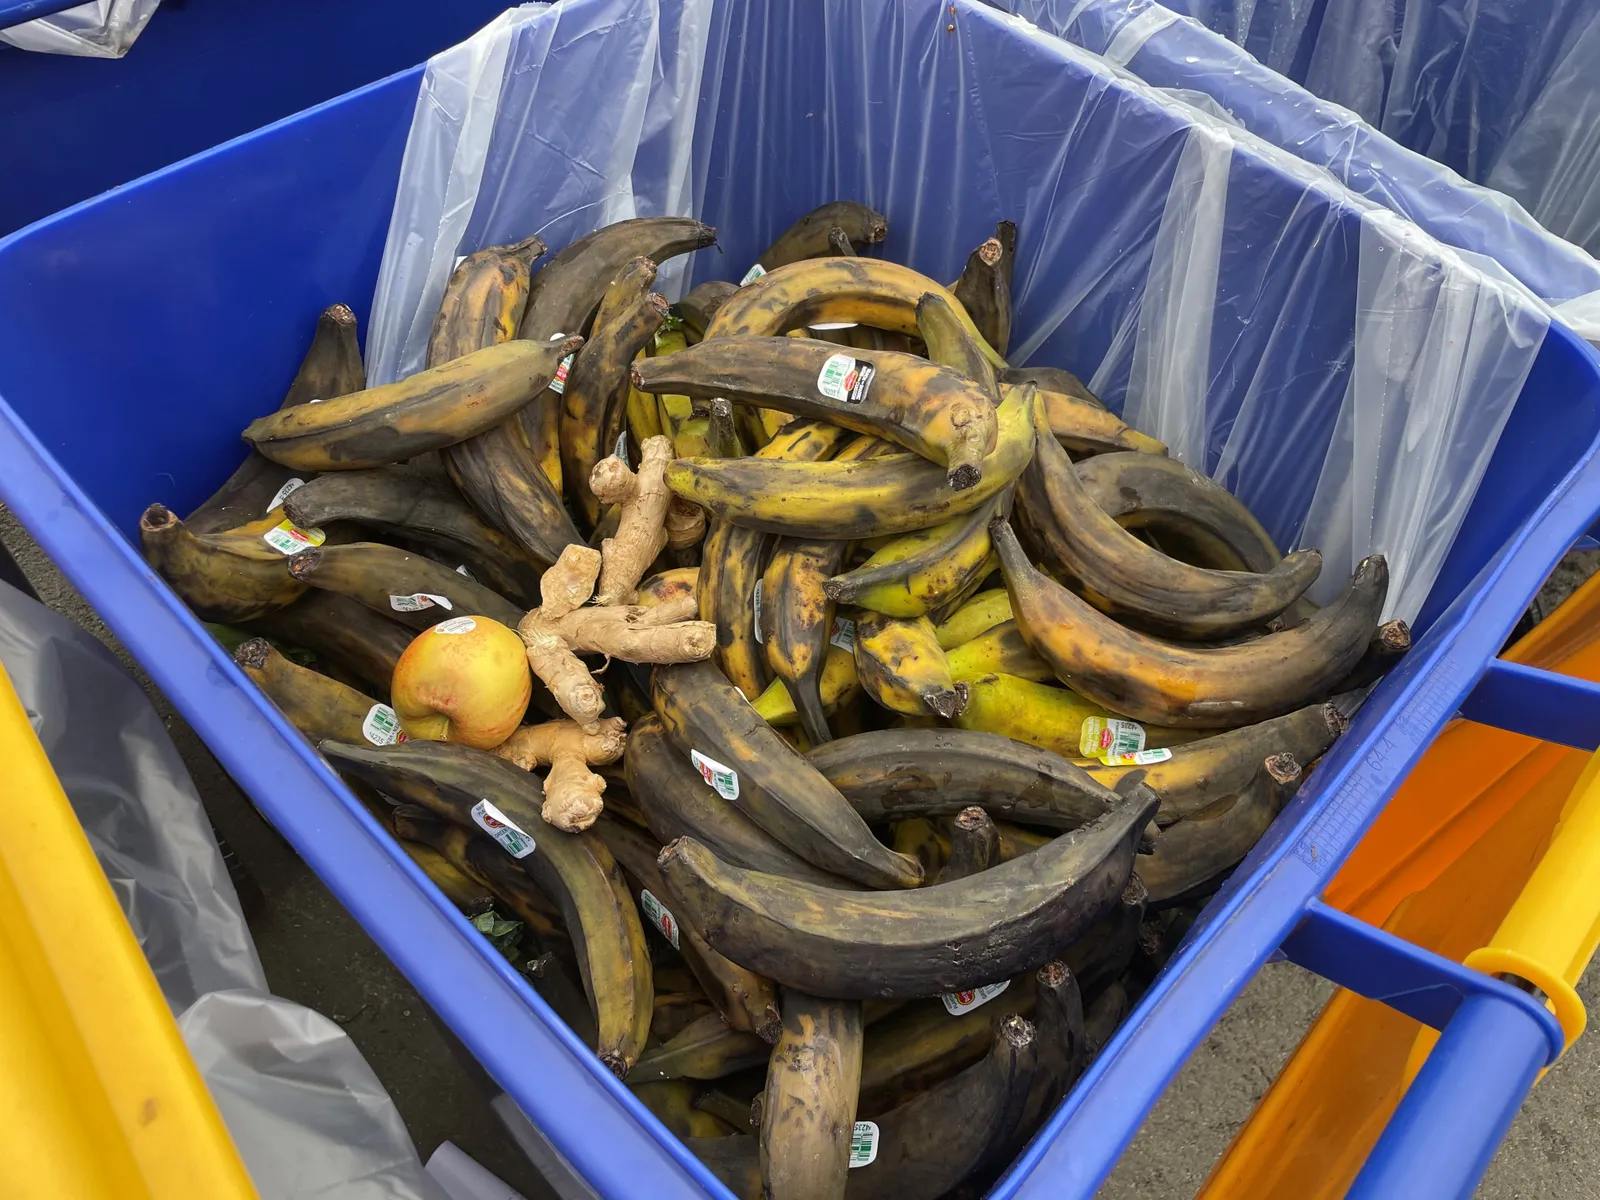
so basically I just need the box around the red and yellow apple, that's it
[391,615,531,748]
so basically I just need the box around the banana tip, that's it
[947,463,982,491]
[1036,960,1071,989]
[286,548,323,580]
[234,638,271,670]
[1265,751,1302,786]
[923,682,969,721]
[977,237,1004,268]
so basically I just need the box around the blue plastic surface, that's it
[0,0,517,237]
[1460,660,1600,751]
[0,0,82,30]
[1348,992,1551,1200]
[1,2,1599,1198]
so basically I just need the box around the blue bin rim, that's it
[2,19,1600,1200]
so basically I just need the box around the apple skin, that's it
[391,616,531,749]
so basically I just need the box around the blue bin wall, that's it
[0,1,1599,1196]
[0,0,513,237]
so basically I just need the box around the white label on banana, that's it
[1102,746,1173,767]
[816,353,876,404]
[808,321,860,331]
[639,890,680,949]
[690,749,740,801]
[434,616,477,635]
[361,704,407,746]
[456,564,473,579]
[615,429,629,463]
[829,617,856,652]
[849,1122,879,1168]
[1079,715,1145,761]
[751,579,765,644]
[472,799,536,859]
[389,592,453,614]
[740,263,766,286]
[548,351,576,395]
[266,477,306,513]
[940,979,1011,1016]
[261,519,325,556]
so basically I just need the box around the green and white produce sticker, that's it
[740,263,767,286]
[266,478,306,512]
[690,749,740,801]
[849,1122,879,1168]
[816,353,876,404]
[261,519,324,556]
[639,890,680,949]
[389,592,452,613]
[1079,715,1145,762]
[940,979,1011,1016]
[548,348,576,395]
[829,617,856,652]
[1101,746,1173,767]
[472,799,535,859]
[362,704,407,746]
[433,616,477,635]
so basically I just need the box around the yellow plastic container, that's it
[0,659,256,1199]
[1199,566,1600,1199]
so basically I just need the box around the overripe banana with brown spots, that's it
[634,335,998,487]
[287,541,523,630]
[949,221,1016,358]
[234,637,391,746]
[140,504,308,621]
[651,662,923,889]
[748,201,888,273]
[994,518,1385,728]
[427,235,545,367]
[760,990,864,1200]
[853,612,968,720]
[655,786,1157,997]
[318,739,652,1075]
[824,495,1002,618]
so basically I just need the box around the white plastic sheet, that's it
[0,579,445,1200]
[0,0,159,57]
[369,0,1555,624]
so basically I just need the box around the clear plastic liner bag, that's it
[0,578,444,1200]
[370,0,1553,632]
[1154,0,1600,260]
[0,0,159,58]
[993,0,1600,344]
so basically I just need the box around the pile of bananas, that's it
[140,201,1407,1199]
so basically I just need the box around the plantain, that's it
[676,280,739,343]
[707,398,746,458]
[695,1089,760,1133]
[1018,410,1320,640]
[1061,877,1147,997]
[916,290,1001,400]
[595,815,782,1043]
[657,786,1157,998]
[1021,960,1087,1133]
[750,645,860,730]
[700,420,845,698]
[749,201,888,273]
[624,715,849,887]
[243,336,582,471]
[707,257,1004,367]
[188,303,366,533]
[1135,753,1300,903]
[1334,618,1412,692]
[808,726,1130,831]
[955,671,1182,759]
[140,504,308,621]
[1084,701,1343,824]
[949,222,1016,358]
[426,235,545,367]
[944,619,1052,683]
[516,216,716,343]
[280,466,545,601]
[635,336,998,488]
[287,541,523,630]
[234,638,391,746]
[319,739,652,1074]
[631,1080,700,1139]
[444,401,584,565]
[934,588,1013,649]
[847,1014,1040,1200]
[939,807,999,883]
[1083,979,1130,1056]
[760,991,864,1200]
[1073,450,1281,574]
[394,838,493,914]
[853,612,968,720]
[634,566,700,609]
[995,369,1169,456]
[560,261,667,527]
[652,662,922,889]
[761,536,851,745]
[248,590,410,698]
[390,806,567,946]
[994,518,1386,727]
[824,495,1001,618]
[998,365,1099,403]
[668,384,1037,539]
[629,1010,771,1082]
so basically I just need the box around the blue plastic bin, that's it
[0,0,516,237]
[2,1,1600,1196]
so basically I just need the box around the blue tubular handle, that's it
[1349,991,1550,1200]
[0,0,87,32]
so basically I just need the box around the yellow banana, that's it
[749,645,860,728]
[426,235,545,367]
[824,495,1002,618]
[933,588,1013,649]
[853,612,968,720]
[945,620,1053,683]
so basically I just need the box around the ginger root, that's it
[591,434,674,605]
[520,543,717,729]
[494,717,627,832]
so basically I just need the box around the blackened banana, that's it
[287,541,523,631]
[949,221,1016,358]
